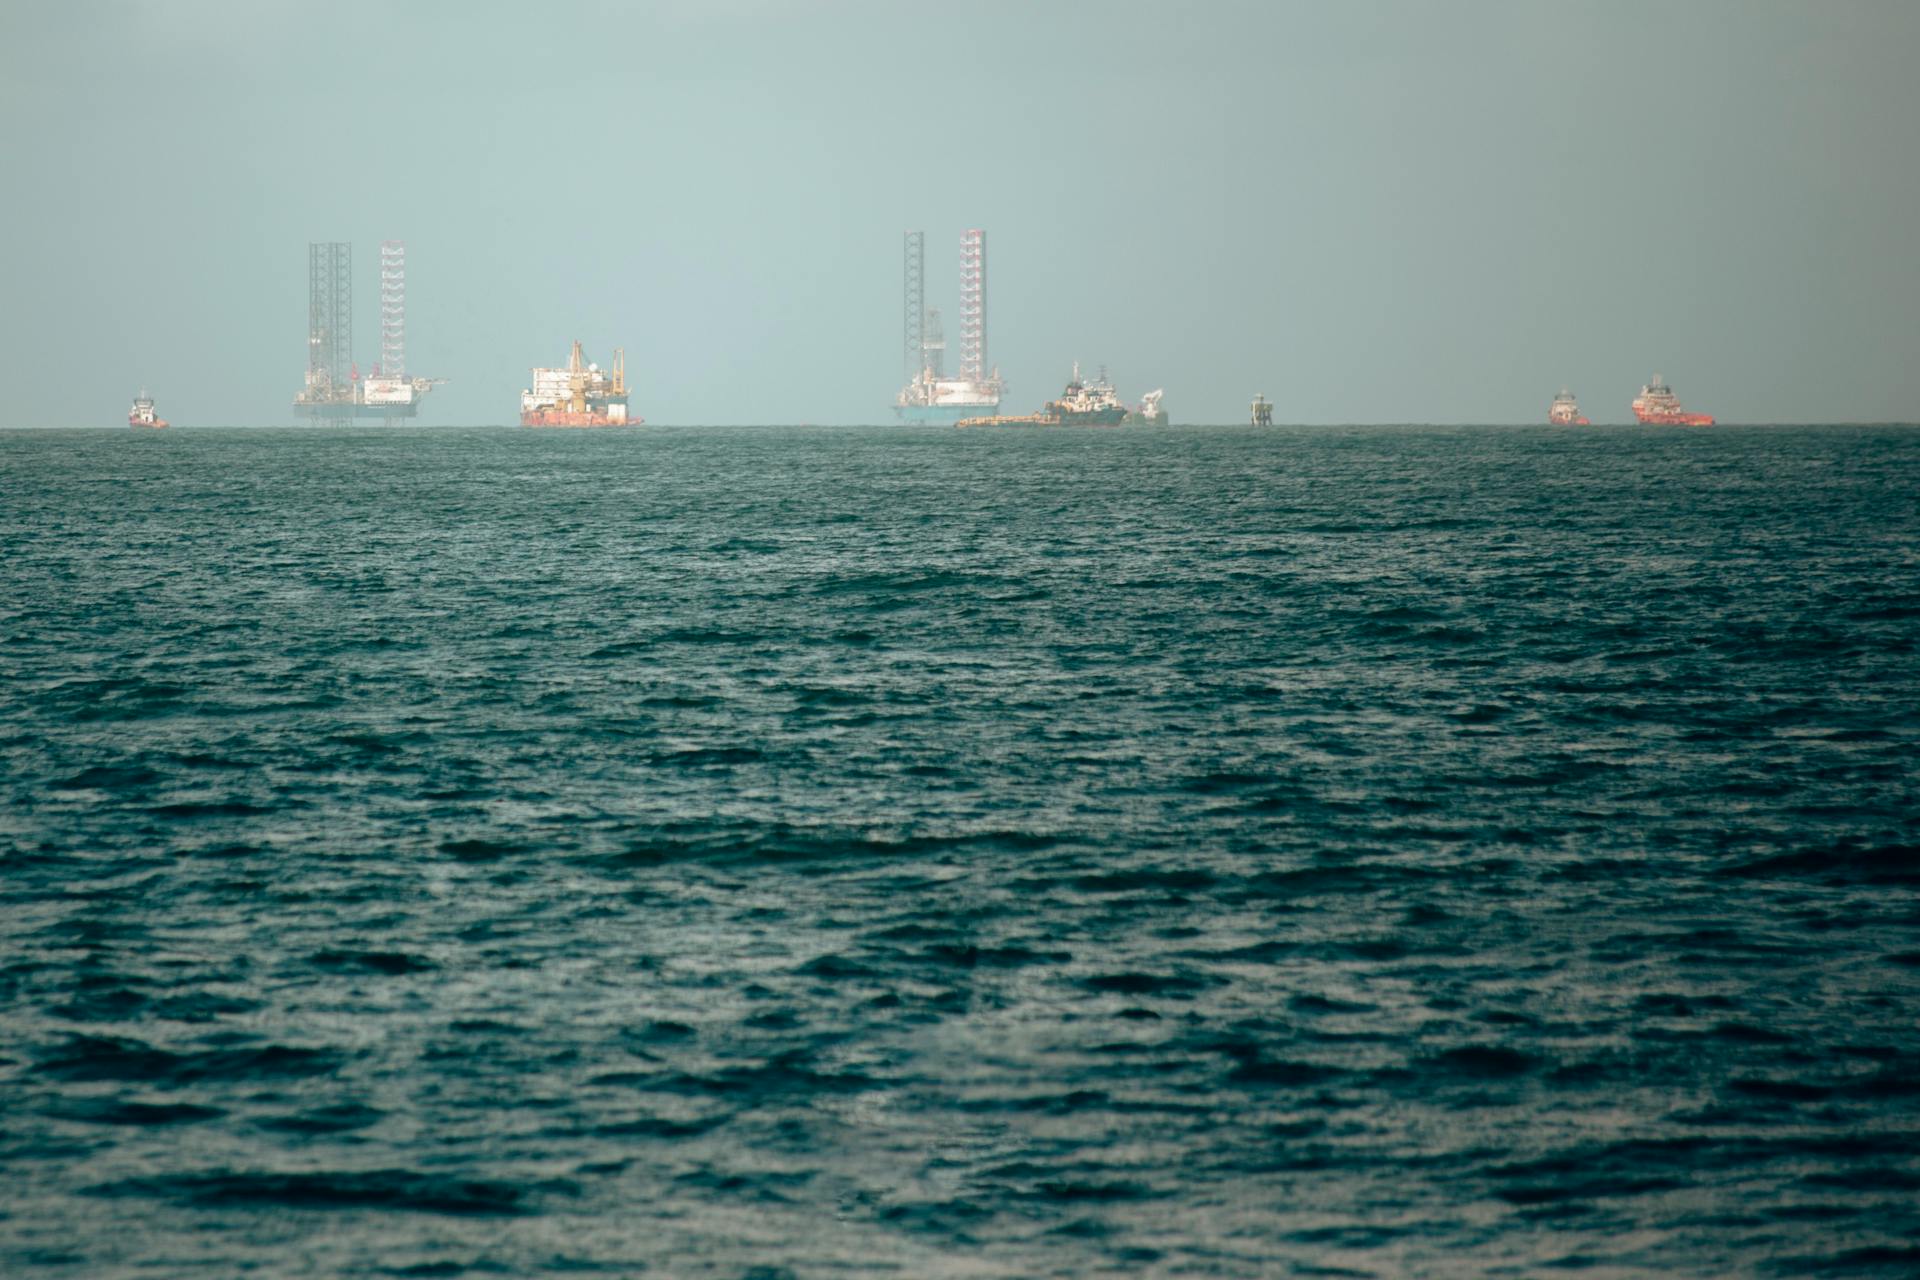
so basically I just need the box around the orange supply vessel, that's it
[1548,389,1590,426]
[1631,374,1714,426]
[520,342,640,427]
[128,390,168,429]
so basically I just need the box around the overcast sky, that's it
[2,0,1916,425]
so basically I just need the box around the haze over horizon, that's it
[2,0,1916,427]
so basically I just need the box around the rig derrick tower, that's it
[303,241,353,412]
[379,241,405,381]
[294,239,441,421]
[959,228,986,384]
[903,230,925,381]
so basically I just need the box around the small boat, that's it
[1549,388,1590,425]
[1631,374,1715,426]
[129,390,169,429]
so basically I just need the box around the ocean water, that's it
[1,423,1917,1278]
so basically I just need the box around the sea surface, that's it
[2,423,1917,1278]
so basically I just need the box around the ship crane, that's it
[568,339,589,414]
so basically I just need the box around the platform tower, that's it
[923,307,945,378]
[379,241,405,379]
[903,231,925,380]
[307,241,352,404]
[959,229,986,383]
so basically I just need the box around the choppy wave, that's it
[1,424,1917,1277]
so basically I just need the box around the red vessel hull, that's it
[129,416,169,429]
[519,410,642,428]
[1633,410,1715,426]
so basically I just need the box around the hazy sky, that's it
[2,0,1916,425]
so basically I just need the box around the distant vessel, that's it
[1044,363,1128,427]
[955,362,1139,428]
[1631,374,1714,426]
[128,390,168,429]
[1128,389,1168,426]
[1549,388,1590,426]
[1251,394,1273,427]
[521,342,640,427]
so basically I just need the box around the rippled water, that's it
[2,424,1917,1277]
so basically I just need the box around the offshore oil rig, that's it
[894,229,1005,423]
[293,240,444,422]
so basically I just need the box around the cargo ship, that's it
[521,342,640,427]
[128,390,168,429]
[1044,363,1128,426]
[1631,374,1714,426]
[1548,388,1590,425]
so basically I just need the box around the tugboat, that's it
[1043,363,1128,427]
[128,390,169,429]
[1548,388,1590,425]
[1631,374,1715,426]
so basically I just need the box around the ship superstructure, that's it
[1631,374,1714,426]
[895,230,1004,423]
[1044,363,1128,426]
[521,342,638,427]
[958,363,1159,428]
[293,240,445,422]
[128,390,168,429]
[1549,388,1590,425]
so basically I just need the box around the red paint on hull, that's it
[519,410,642,428]
[1633,410,1716,426]
[1631,376,1713,426]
